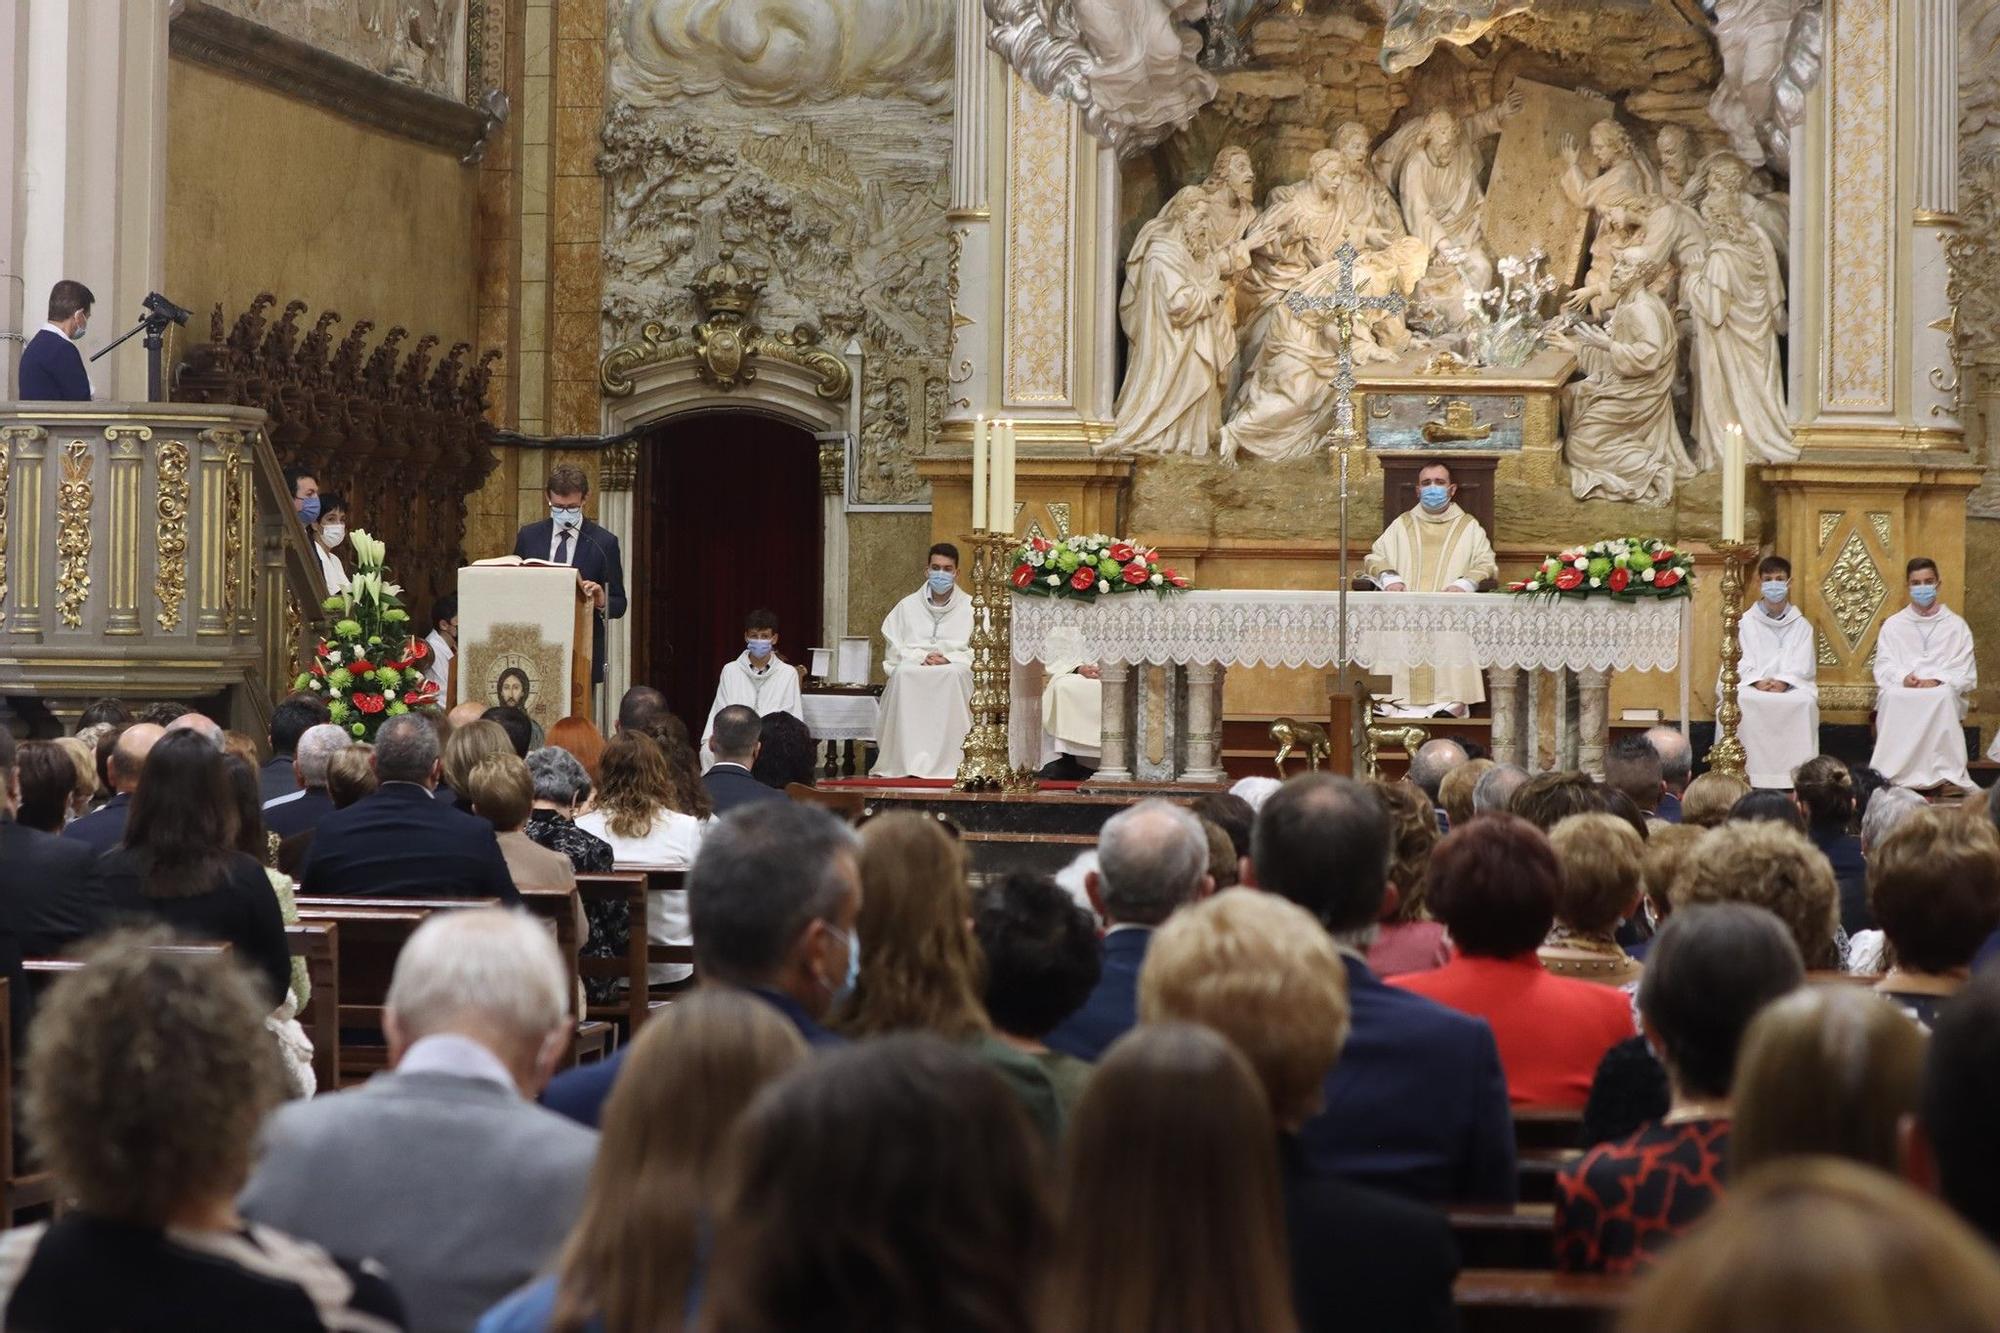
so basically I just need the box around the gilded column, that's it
[597,441,638,723]
[104,424,151,636]
[1912,0,1961,432]
[5,427,46,633]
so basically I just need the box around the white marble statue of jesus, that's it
[1555,255,1693,505]
[1733,565,1819,789]
[871,548,975,780]
[1683,155,1796,467]
[1372,86,1524,312]
[1870,563,1977,792]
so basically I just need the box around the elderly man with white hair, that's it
[163,710,224,748]
[262,722,351,840]
[1045,798,1214,1062]
[240,909,595,1333]
[1643,725,1695,822]
[1472,763,1530,818]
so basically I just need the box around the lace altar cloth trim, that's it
[1011,590,1688,673]
[802,694,882,741]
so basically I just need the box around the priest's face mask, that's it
[1417,466,1455,512]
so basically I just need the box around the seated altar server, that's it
[1364,460,1497,715]
[871,544,974,779]
[700,608,804,773]
[1735,555,1820,789]
[1039,625,1101,782]
[1871,558,1977,793]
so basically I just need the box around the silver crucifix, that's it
[1282,242,1408,445]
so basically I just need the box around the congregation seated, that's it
[0,728,106,959]
[1556,904,1804,1274]
[477,991,805,1333]
[1364,780,1450,978]
[1188,790,1254,864]
[63,720,163,853]
[0,932,405,1330]
[441,720,515,818]
[577,730,706,986]
[1045,1024,1312,1333]
[1727,787,1806,832]
[261,697,330,804]
[540,801,858,1126]
[748,709,817,791]
[1863,808,2000,1027]
[1602,733,1667,824]
[542,715,604,786]
[469,755,577,895]
[1507,770,1606,832]
[279,743,382,879]
[701,705,786,816]
[972,873,1102,1119]
[1794,756,1868,935]
[835,813,1062,1142]
[1677,770,1748,828]
[1643,724,1695,823]
[1437,756,1494,832]
[1197,816,1241,889]
[264,723,353,840]
[698,1036,1045,1333]
[1470,761,1530,819]
[521,748,621,1005]
[98,732,292,1010]
[13,739,91,832]
[241,909,596,1332]
[1541,812,1646,987]
[1141,890,1459,1332]
[1247,774,1516,1204]
[1406,737,1469,812]
[1913,969,2000,1245]
[481,706,536,760]
[1671,819,1841,969]
[1044,800,1213,1063]
[298,715,519,905]
[221,754,314,1037]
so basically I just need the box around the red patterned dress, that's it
[1554,1116,1730,1274]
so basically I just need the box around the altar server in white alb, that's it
[1733,555,1819,789]
[1038,625,1102,781]
[1871,557,1977,792]
[1363,460,1497,715]
[700,608,804,772]
[872,544,975,779]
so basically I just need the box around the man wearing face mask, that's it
[1731,555,1820,788]
[871,543,975,778]
[287,467,321,529]
[511,462,627,692]
[699,608,804,773]
[1363,460,1498,716]
[16,281,94,401]
[311,491,352,596]
[1871,557,1977,792]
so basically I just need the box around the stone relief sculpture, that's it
[1377,0,1536,74]
[1682,156,1796,467]
[1705,0,1825,173]
[205,0,468,100]
[1552,255,1692,506]
[1371,87,1525,321]
[621,0,951,104]
[1098,195,1237,457]
[984,0,1217,156]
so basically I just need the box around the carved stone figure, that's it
[1706,0,1825,172]
[1683,155,1796,467]
[1554,255,1693,505]
[1563,121,1663,320]
[1565,193,1703,319]
[1098,194,1234,457]
[1655,124,1699,199]
[1372,87,1524,325]
[984,0,1216,155]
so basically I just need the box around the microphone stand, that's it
[89,313,174,402]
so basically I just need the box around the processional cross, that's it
[1281,243,1409,727]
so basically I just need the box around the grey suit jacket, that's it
[239,1071,597,1333]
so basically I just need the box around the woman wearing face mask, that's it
[699,608,805,773]
[1730,554,1819,789]
[310,491,352,596]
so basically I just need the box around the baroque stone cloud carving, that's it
[1702,0,1824,174]
[602,0,953,505]
[985,0,1218,157]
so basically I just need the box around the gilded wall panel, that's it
[1004,75,1073,405]
[1824,0,1894,410]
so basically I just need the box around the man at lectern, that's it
[512,463,626,686]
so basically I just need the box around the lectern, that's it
[456,560,593,728]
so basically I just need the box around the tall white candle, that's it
[971,415,988,532]
[998,420,1017,535]
[1722,422,1746,543]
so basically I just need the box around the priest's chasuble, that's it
[700,653,805,772]
[871,585,975,779]
[1040,625,1101,759]
[1870,604,1977,791]
[1733,602,1819,789]
[1364,503,1498,708]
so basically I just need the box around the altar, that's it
[1011,590,1691,783]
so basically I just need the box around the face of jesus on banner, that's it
[496,667,531,710]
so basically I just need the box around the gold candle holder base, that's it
[1706,540,1759,782]
[955,529,1037,793]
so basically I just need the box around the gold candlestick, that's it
[1706,541,1758,782]
[955,529,1036,791]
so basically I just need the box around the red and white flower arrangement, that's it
[293,530,442,739]
[1007,534,1193,601]
[1509,536,1694,602]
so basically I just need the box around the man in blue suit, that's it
[511,462,626,687]
[1244,773,1517,1205]
[16,280,93,401]
[299,714,518,904]
[1045,799,1214,1062]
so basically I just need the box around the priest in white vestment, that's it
[700,610,805,772]
[1733,558,1819,788]
[1038,625,1102,779]
[871,545,975,779]
[1364,460,1498,714]
[1870,560,1977,792]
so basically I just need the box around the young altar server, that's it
[1038,625,1102,781]
[871,544,975,779]
[700,609,804,772]
[1363,459,1497,716]
[1870,557,1977,792]
[1733,555,1819,788]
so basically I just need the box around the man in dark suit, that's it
[1645,725,1692,823]
[704,706,786,815]
[542,801,857,1127]
[511,462,626,687]
[1045,800,1214,1063]
[16,280,93,401]
[1243,773,1517,1206]
[64,722,165,854]
[260,697,329,804]
[264,723,351,839]
[0,728,107,956]
[299,714,518,904]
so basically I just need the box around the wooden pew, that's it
[1456,1269,1629,1333]
[1514,1105,1586,1152]
[786,783,865,821]
[1519,1148,1581,1205]
[0,979,56,1224]
[286,922,340,1095]
[575,869,696,1038]
[518,886,615,1065]
[1450,1203,1556,1270]
[291,903,471,1084]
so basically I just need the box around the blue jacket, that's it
[298,782,518,905]
[703,763,786,817]
[1300,953,1517,1205]
[1044,926,1150,1063]
[512,518,626,684]
[17,329,89,401]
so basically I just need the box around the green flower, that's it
[322,596,345,613]
[1097,555,1121,576]
[1056,550,1080,573]
[351,722,367,737]
[375,667,403,690]
[385,609,409,623]
[328,668,353,690]
[328,700,351,722]
[387,702,409,717]
[1587,556,1612,579]
[403,668,424,687]
[334,619,362,638]
[293,672,311,691]
[368,635,384,647]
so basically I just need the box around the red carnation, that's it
[1109,541,1136,563]
[1555,568,1586,591]
[310,662,326,677]
[1608,568,1631,593]
[354,692,386,715]
[1070,566,1098,591]
[1122,560,1150,585]
[1656,568,1683,589]
[1011,563,1035,589]
[315,642,332,659]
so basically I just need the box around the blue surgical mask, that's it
[827,923,860,1003]
[1911,583,1938,608]
[1419,484,1450,512]
[298,495,321,526]
[550,505,583,530]
[746,637,774,659]
[927,570,955,595]
[67,320,86,343]
[1761,580,1788,605]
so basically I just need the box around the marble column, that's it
[1576,668,1612,779]
[1183,661,1226,783]
[1094,658,1132,782]
[1489,665,1525,768]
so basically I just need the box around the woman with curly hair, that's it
[578,730,706,985]
[1366,779,1450,978]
